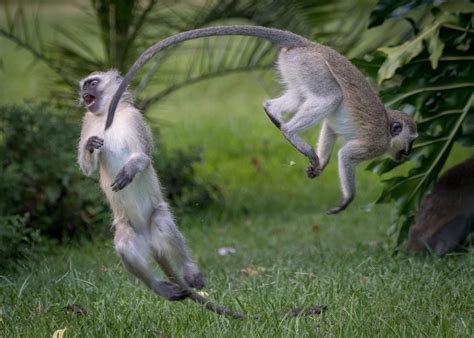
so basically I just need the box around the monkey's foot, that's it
[262,102,282,129]
[327,197,353,215]
[184,270,205,290]
[306,164,321,178]
[153,281,190,301]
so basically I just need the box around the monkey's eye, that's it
[390,122,403,136]
[90,80,99,88]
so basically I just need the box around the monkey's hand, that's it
[85,136,104,153]
[327,197,353,215]
[111,167,135,192]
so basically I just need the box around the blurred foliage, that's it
[0,104,109,240]
[155,145,221,212]
[0,104,217,243]
[368,0,441,28]
[359,0,474,247]
[0,214,44,271]
[0,0,380,109]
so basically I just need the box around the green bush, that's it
[0,214,44,270]
[0,104,109,240]
[155,146,220,212]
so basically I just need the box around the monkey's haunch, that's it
[105,25,310,130]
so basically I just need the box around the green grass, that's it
[1,4,473,337]
[1,75,473,337]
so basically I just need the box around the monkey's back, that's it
[310,43,390,149]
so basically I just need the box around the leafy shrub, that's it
[0,103,109,239]
[155,146,220,212]
[358,1,474,246]
[0,214,44,270]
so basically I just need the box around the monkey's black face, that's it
[389,121,417,162]
[81,77,102,113]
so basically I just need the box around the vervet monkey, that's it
[77,70,246,318]
[407,157,474,255]
[106,25,418,214]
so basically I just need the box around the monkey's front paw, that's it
[85,136,104,153]
[111,168,135,192]
[184,271,205,290]
[306,164,321,178]
[155,281,190,301]
[327,197,353,215]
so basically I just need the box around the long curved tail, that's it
[105,25,312,129]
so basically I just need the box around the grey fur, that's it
[106,25,311,128]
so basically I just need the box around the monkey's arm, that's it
[328,140,370,214]
[316,121,337,172]
[78,115,103,176]
[111,152,151,192]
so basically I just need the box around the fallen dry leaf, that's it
[240,266,266,277]
[197,290,210,297]
[366,240,381,247]
[250,157,261,169]
[52,327,67,338]
[311,224,321,232]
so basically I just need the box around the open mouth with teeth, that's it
[83,94,96,107]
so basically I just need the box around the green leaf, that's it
[368,0,441,28]
[377,13,456,84]
[427,25,444,69]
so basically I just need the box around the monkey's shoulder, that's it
[105,108,153,154]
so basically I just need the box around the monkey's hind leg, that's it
[282,96,340,178]
[150,202,205,290]
[113,220,190,301]
[262,90,302,129]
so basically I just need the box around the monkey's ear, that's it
[390,121,403,137]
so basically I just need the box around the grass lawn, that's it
[1,4,473,337]
[1,74,473,337]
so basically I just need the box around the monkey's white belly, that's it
[100,149,158,230]
[327,104,357,142]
